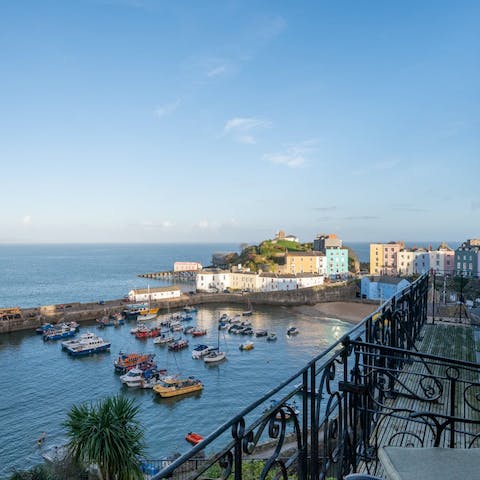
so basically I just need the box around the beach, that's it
[292,301,378,323]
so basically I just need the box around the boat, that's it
[35,323,54,334]
[185,432,203,445]
[204,350,226,363]
[228,315,241,324]
[181,313,194,321]
[120,367,146,387]
[242,310,253,317]
[113,352,156,373]
[183,325,195,334]
[240,327,254,336]
[120,367,165,388]
[287,326,299,336]
[135,327,161,339]
[168,339,189,351]
[239,341,254,351]
[192,328,207,337]
[97,315,115,328]
[62,332,110,356]
[183,306,197,314]
[123,303,148,321]
[43,323,77,341]
[218,321,228,330]
[191,344,214,359]
[153,332,174,345]
[153,376,203,398]
[170,321,183,332]
[266,332,277,341]
[255,329,268,337]
[130,322,147,334]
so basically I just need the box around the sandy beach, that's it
[291,301,379,324]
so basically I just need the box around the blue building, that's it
[360,276,411,301]
[325,247,349,277]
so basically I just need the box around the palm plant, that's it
[64,395,145,480]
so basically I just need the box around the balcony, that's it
[151,273,480,480]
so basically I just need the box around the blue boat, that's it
[35,323,54,335]
[62,332,111,356]
[43,324,77,341]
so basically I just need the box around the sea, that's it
[0,241,451,476]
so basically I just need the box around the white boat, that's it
[170,321,183,332]
[62,332,110,356]
[130,322,147,334]
[137,312,157,321]
[153,333,174,345]
[120,368,144,387]
[287,326,299,336]
[204,350,226,363]
[191,344,214,359]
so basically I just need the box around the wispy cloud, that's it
[224,117,271,144]
[264,140,317,168]
[22,215,32,226]
[343,215,379,221]
[392,203,427,212]
[154,100,181,119]
[207,64,229,78]
[139,220,174,229]
[314,206,337,212]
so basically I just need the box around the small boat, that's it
[130,322,147,334]
[43,323,77,341]
[181,313,194,321]
[97,315,115,328]
[204,349,226,363]
[113,352,156,373]
[61,332,110,356]
[120,367,165,388]
[123,303,148,321]
[153,333,174,345]
[36,323,54,334]
[255,329,268,337]
[240,327,254,336]
[185,432,203,445]
[183,306,197,314]
[239,341,254,351]
[168,339,189,351]
[287,326,299,336]
[120,367,146,387]
[191,344,214,359]
[135,327,161,339]
[183,325,195,334]
[266,333,277,341]
[153,376,203,398]
[137,311,158,321]
[242,310,253,317]
[170,321,184,332]
[218,322,228,330]
[192,328,207,337]
[228,315,241,324]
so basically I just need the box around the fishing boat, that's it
[43,323,77,341]
[255,329,268,337]
[123,303,148,321]
[168,339,189,351]
[153,376,203,398]
[62,332,110,356]
[287,326,299,336]
[35,323,54,334]
[185,432,203,445]
[191,328,207,337]
[191,344,214,359]
[135,327,161,339]
[153,332,174,345]
[130,322,147,334]
[113,352,156,373]
[266,332,277,341]
[239,341,254,351]
[120,367,146,387]
[97,315,115,328]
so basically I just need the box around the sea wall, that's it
[0,282,357,334]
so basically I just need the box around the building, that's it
[429,243,455,276]
[274,230,299,243]
[455,239,480,277]
[128,286,181,302]
[173,261,202,272]
[313,233,342,252]
[274,251,326,275]
[196,269,230,292]
[325,247,349,277]
[258,273,324,291]
[369,241,405,275]
[360,276,410,301]
[413,249,430,275]
[397,249,418,276]
[229,271,258,292]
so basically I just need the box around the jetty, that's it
[138,271,196,281]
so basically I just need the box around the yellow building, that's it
[369,241,404,275]
[229,271,258,291]
[274,251,326,275]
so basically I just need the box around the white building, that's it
[173,261,202,272]
[258,273,324,291]
[128,286,181,302]
[196,269,231,292]
[397,249,418,276]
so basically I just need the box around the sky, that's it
[1,0,479,244]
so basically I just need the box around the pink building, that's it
[173,261,202,272]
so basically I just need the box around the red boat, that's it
[185,432,204,445]
[192,328,207,337]
[135,328,161,339]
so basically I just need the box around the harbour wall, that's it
[0,282,357,334]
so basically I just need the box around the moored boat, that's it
[168,339,189,351]
[191,344,214,359]
[266,332,277,341]
[153,376,203,398]
[239,341,254,351]
[36,323,54,334]
[255,329,268,337]
[204,349,226,363]
[183,325,195,334]
[287,326,299,336]
[153,333,174,345]
[113,352,156,373]
[185,432,203,445]
[191,328,207,337]
[62,332,110,356]
[43,323,77,341]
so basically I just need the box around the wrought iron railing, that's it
[152,274,431,480]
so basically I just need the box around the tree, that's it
[64,395,146,480]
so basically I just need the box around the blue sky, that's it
[1,0,478,244]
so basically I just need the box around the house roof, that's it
[366,276,409,285]
[131,286,180,294]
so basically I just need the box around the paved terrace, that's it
[357,318,480,478]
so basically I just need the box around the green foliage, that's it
[63,395,146,480]
[9,465,57,480]
[203,460,294,480]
